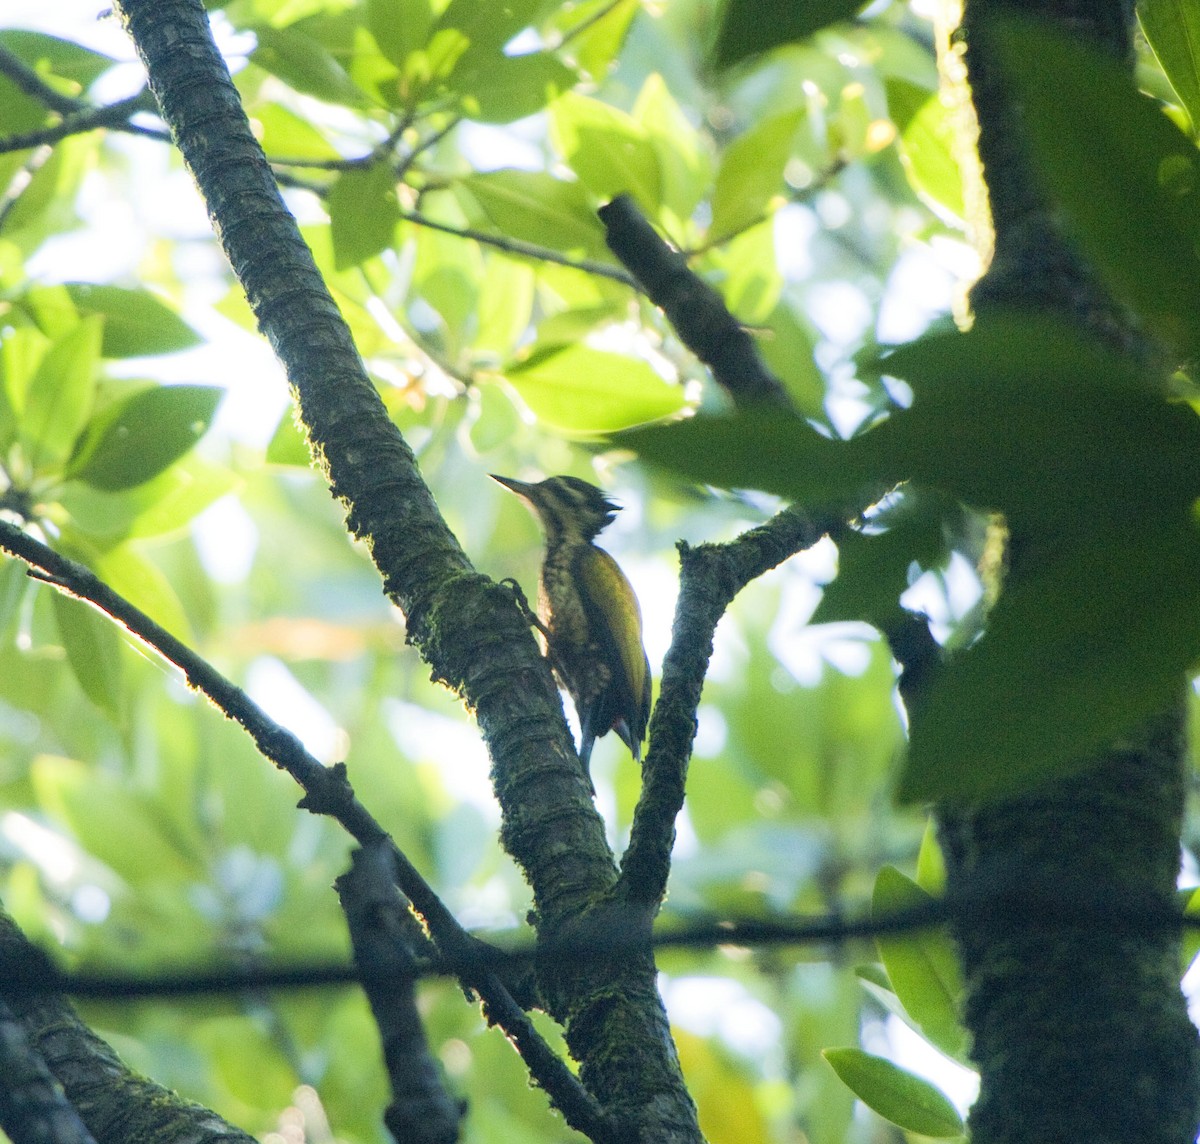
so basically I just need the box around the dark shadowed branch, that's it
[619,505,843,907]
[337,843,466,1144]
[0,996,98,1144]
[599,193,792,407]
[0,911,259,1144]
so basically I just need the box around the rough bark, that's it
[108,2,705,1139]
[938,2,1200,1140]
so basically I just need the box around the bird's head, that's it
[490,474,621,543]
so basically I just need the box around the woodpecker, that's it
[491,474,651,773]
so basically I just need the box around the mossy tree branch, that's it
[105,0,695,1138]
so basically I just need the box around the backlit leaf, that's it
[329,164,400,270]
[252,25,369,107]
[65,284,202,358]
[66,384,223,492]
[51,591,122,718]
[710,110,804,240]
[23,316,101,473]
[458,169,609,255]
[550,91,662,213]
[823,1048,964,1137]
[993,16,1200,359]
[872,866,967,1062]
[1139,0,1200,134]
[504,344,684,432]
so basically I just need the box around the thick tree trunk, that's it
[940,711,1198,1143]
[939,2,1200,1140]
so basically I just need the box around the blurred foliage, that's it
[0,0,1194,1141]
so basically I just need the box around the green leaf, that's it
[3,137,88,242]
[1,328,48,417]
[623,315,1200,803]
[712,0,872,69]
[206,1018,298,1108]
[0,74,49,137]
[676,1030,772,1144]
[412,224,482,350]
[0,30,116,92]
[346,24,405,108]
[457,169,609,255]
[898,516,1200,804]
[266,411,313,467]
[430,0,546,57]
[389,0,565,115]
[550,0,638,79]
[635,74,712,222]
[13,284,78,341]
[550,91,662,213]
[126,456,240,540]
[872,866,968,1063]
[467,381,522,453]
[756,301,825,417]
[0,327,42,453]
[888,80,966,222]
[822,1048,964,1137]
[811,493,950,628]
[95,543,192,640]
[503,344,685,432]
[475,257,535,355]
[64,284,202,357]
[710,110,804,240]
[50,590,123,718]
[328,164,400,270]
[1139,0,1200,135]
[66,384,223,492]
[241,103,341,162]
[407,27,471,90]
[251,25,370,107]
[915,818,946,894]
[709,222,782,325]
[455,52,577,123]
[992,16,1200,360]
[58,454,238,544]
[874,313,1200,532]
[0,558,31,644]
[1182,885,1200,971]
[23,316,101,473]
[32,755,200,883]
[367,0,433,70]
[618,407,882,508]
[626,313,1200,529]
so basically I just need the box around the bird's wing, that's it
[575,545,650,739]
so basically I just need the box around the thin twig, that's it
[395,114,460,181]
[0,45,83,117]
[268,169,640,286]
[399,205,637,284]
[681,156,850,257]
[0,93,168,155]
[2,874,1192,1000]
[554,0,631,49]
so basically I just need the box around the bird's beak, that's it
[490,473,534,498]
